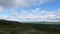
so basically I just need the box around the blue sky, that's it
[41,0,60,11]
[0,0,60,22]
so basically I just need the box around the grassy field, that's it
[0,20,60,34]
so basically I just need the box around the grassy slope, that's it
[0,20,60,34]
[0,20,60,31]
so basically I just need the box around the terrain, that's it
[0,19,60,34]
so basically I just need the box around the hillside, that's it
[0,20,60,34]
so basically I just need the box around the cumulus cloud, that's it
[20,8,60,22]
[0,0,59,22]
[3,8,59,22]
[0,8,60,22]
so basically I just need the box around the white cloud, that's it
[14,0,52,8]
[4,8,57,22]
[0,6,3,13]
[32,8,40,15]
[0,0,53,8]
[0,0,59,22]
[0,8,60,22]
[19,8,60,22]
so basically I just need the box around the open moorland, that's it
[0,20,60,34]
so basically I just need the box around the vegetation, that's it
[0,19,60,34]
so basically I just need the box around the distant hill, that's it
[0,19,21,25]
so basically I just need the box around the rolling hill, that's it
[0,19,60,34]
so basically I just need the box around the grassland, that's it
[0,20,60,34]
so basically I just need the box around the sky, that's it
[0,0,60,22]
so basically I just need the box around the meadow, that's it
[0,20,60,34]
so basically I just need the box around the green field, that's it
[0,20,60,34]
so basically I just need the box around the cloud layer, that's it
[0,0,52,8]
[0,0,60,22]
[0,8,60,22]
